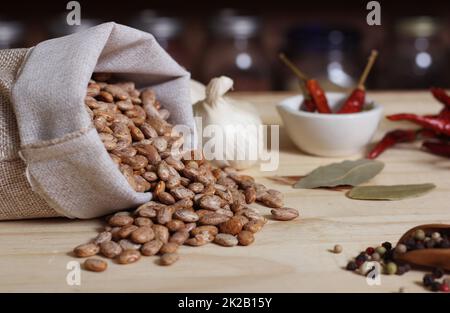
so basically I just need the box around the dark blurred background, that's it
[1,0,449,91]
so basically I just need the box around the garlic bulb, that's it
[189,79,206,105]
[194,76,262,170]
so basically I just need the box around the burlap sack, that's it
[0,22,194,220]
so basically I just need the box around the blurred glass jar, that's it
[200,13,271,91]
[279,25,361,91]
[130,11,189,69]
[0,19,25,48]
[385,17,448,89]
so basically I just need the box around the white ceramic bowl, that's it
[277,92,383,157]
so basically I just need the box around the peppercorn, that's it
[439,239,450,248]
[425,239,436,249]
[395,244,407,254]
[431,232,441,240]
[355,259,364,267]
[430,282,441,292]
[356,253,368,263]
[404,238,416,250]
[333,244,343,254]
[371,252,381,262]
[403,264,411,272]
[432,268,444,279]
[396,265,407,275]
[440,283,449,293]
[414,242,425,250]
[383,249,395,262]
[365,247,375,255]
[346,261,358,271]
[423,274,435,287]
[375,246,386,256]
[414,229,426,241]
[385,262,397,275]
[382,242,392,251]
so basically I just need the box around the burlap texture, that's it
[0,22,194,220]
[0,48,59,220]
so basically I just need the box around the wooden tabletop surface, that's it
[1,91,449,292]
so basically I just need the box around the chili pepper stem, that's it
[357,50,378,90]
[278,53,309,82]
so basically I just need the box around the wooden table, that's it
[1,91,449,292]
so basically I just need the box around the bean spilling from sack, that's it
[74,74,299,270]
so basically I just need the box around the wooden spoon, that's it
[394,224,450,270]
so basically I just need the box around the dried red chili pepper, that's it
[338,89,365,114]
[299,82,316,112]
[279,53,331,114]
[426,109,450,122]
[367,129,418,159]
[430,87,450,109]
[338,50,378,114]
[370,88,450,159]
[387,114,450,136]
[438,108,450,120]
[306,79,331,113]
[422,140,450,158]
[420,128,440,138]
[302,98,316,112]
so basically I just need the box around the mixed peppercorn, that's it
[401,228,450,250]
[279,50,378,114]
[423,270,449,292]
[345,229,449,292]
[368,88,450,159]
[345,241,411,276]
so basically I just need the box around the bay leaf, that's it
[347,183,436,200]
[294,159,384,189]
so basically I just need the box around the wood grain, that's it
[1,91,449,292]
